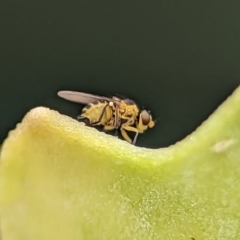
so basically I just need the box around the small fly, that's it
[57,90,156,145]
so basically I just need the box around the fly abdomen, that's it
[79,101,112,126]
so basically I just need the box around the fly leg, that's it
[110,127,119,138]
[120,128,132,144]
[103,125,119,138]
[120,125,139,145]
[103,125,115,131]
[114,129,119,137]
[119,118,139,144]
[132,132,139,145]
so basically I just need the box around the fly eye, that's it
[140,110,151,125]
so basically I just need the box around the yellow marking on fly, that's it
[57,90,158,145]
[80,100,113,125]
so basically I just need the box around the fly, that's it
[57,90,157,145]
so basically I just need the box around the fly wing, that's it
[57,91,113,104]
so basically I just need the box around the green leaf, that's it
[1,86,240,240]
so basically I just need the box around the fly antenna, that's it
[154,117,161,124]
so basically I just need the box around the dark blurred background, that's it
[1,0,240,148]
